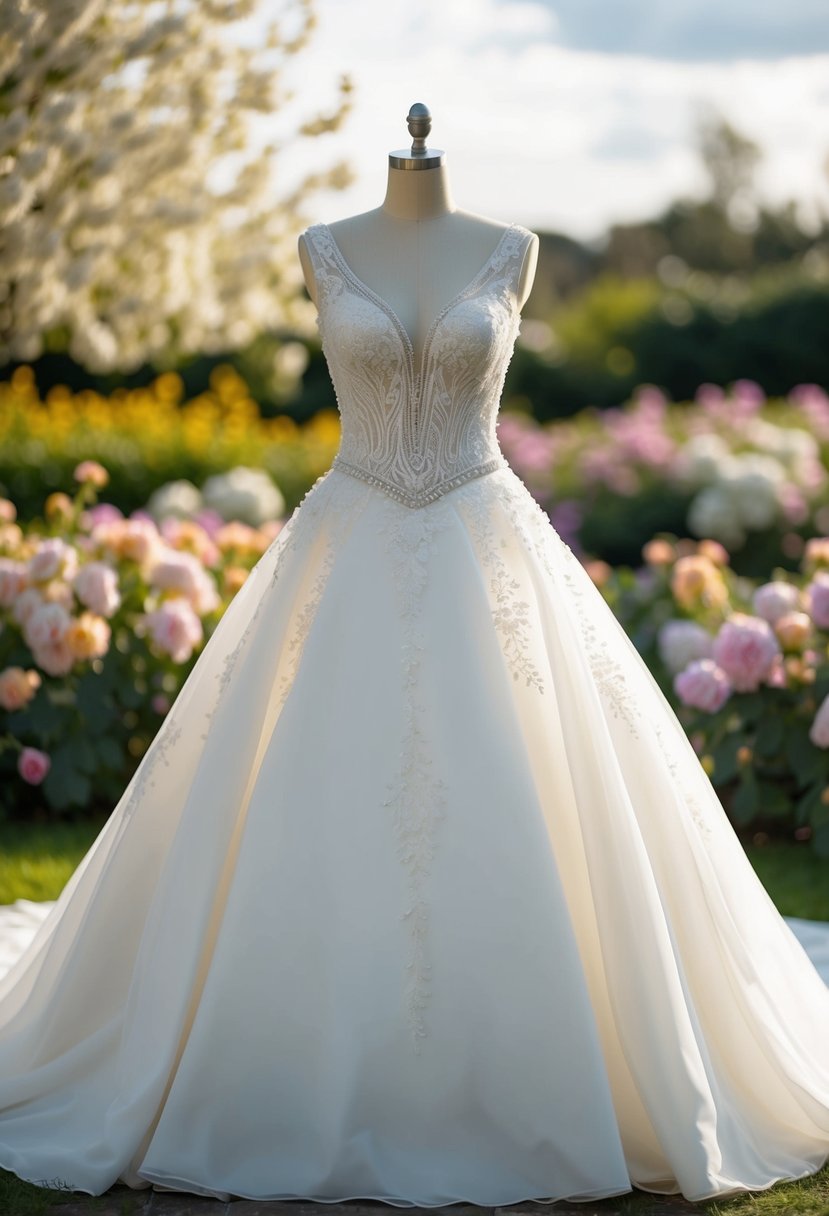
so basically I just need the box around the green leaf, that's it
[754,712,784,757]
[39,743,92,811]
[711,741,739,784]
[75,671,117,733]
[731,772,759,824]
[794,784,825,827]
[786,723,827,784]
[812,823,829,859]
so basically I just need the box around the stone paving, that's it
[45,1189,701,1216]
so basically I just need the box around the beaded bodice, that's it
[302,221,535,508]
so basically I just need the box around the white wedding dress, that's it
[0,220,828,1207]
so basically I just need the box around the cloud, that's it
[272,0,829,240]
[539,0,829,61]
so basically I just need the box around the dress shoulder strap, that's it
[495,224,536,306]
[300,223,343,312]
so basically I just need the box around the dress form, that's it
[298,103,539,373]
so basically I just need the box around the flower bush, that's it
[0,460,286,818]
[497,380,829,573]
[597,534,829,855]
[0,364,340,523]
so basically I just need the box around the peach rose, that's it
[641,538,675,566]
[670,555,728,611]
[774,611,812,652]
[44,492,75,522]
[73,460,109,487]
[65,611,111,660]
[0,666,41,711]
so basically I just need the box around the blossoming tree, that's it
[0,0,353,371]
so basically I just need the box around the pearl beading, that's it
[331,452,508,508]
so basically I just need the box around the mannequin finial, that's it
[407,103,432,156]
[389,101,445,171]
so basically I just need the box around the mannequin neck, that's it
[381,162,456,221]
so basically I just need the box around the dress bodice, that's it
[301,221,535,508]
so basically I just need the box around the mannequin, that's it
[298,102,539,374]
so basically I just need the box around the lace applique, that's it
[652,720,712,839]
[454,480,544,693]
[121,714,183,821]
[302,221,534,510]
[379,497,453,1052]
[477,471,641,736]
[557,556,641,738]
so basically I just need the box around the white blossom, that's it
[0,0,354,371]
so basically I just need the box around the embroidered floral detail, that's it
[379,497,452,1052]
[474,469,640,734]
[652,720,712,838]
[121,714,183,820]
[455,479,545,693]
[558,560,641,738]
[302,221,534,511]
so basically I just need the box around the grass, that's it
[0,823,826,1215]
[2,817,827,918]
[0,1168,826,1215]
[0,815,109,904]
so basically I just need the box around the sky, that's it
[270,0,829,242]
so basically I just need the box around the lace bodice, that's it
[302,221,535,508]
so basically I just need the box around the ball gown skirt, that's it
[0,219,826,1206]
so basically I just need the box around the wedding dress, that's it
[0,219,828,1208]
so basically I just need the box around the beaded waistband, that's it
[331,454,508,508]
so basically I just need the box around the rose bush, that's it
[0,461,286,819]
[597,533,829,855]
[496,381,829,574]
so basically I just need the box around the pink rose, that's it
[807,573,829,630]
[674,659,733,713]
[809,693,829,749]
[27,538,78,584]
[657,620,714,675]
[752,580,800,625]
[143,597,203,664]
[23,601,71,650]
[73,561,121,618]
[23,600,72,650]
[11,587,44,626]
[148,550,220,615]
[711,613,781,692]
[0,558,28,608]
[17,746,51,785]
[31,638,76,677]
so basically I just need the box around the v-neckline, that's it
[318,220,519,392]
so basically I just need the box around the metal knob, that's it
[389,101,445,170]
